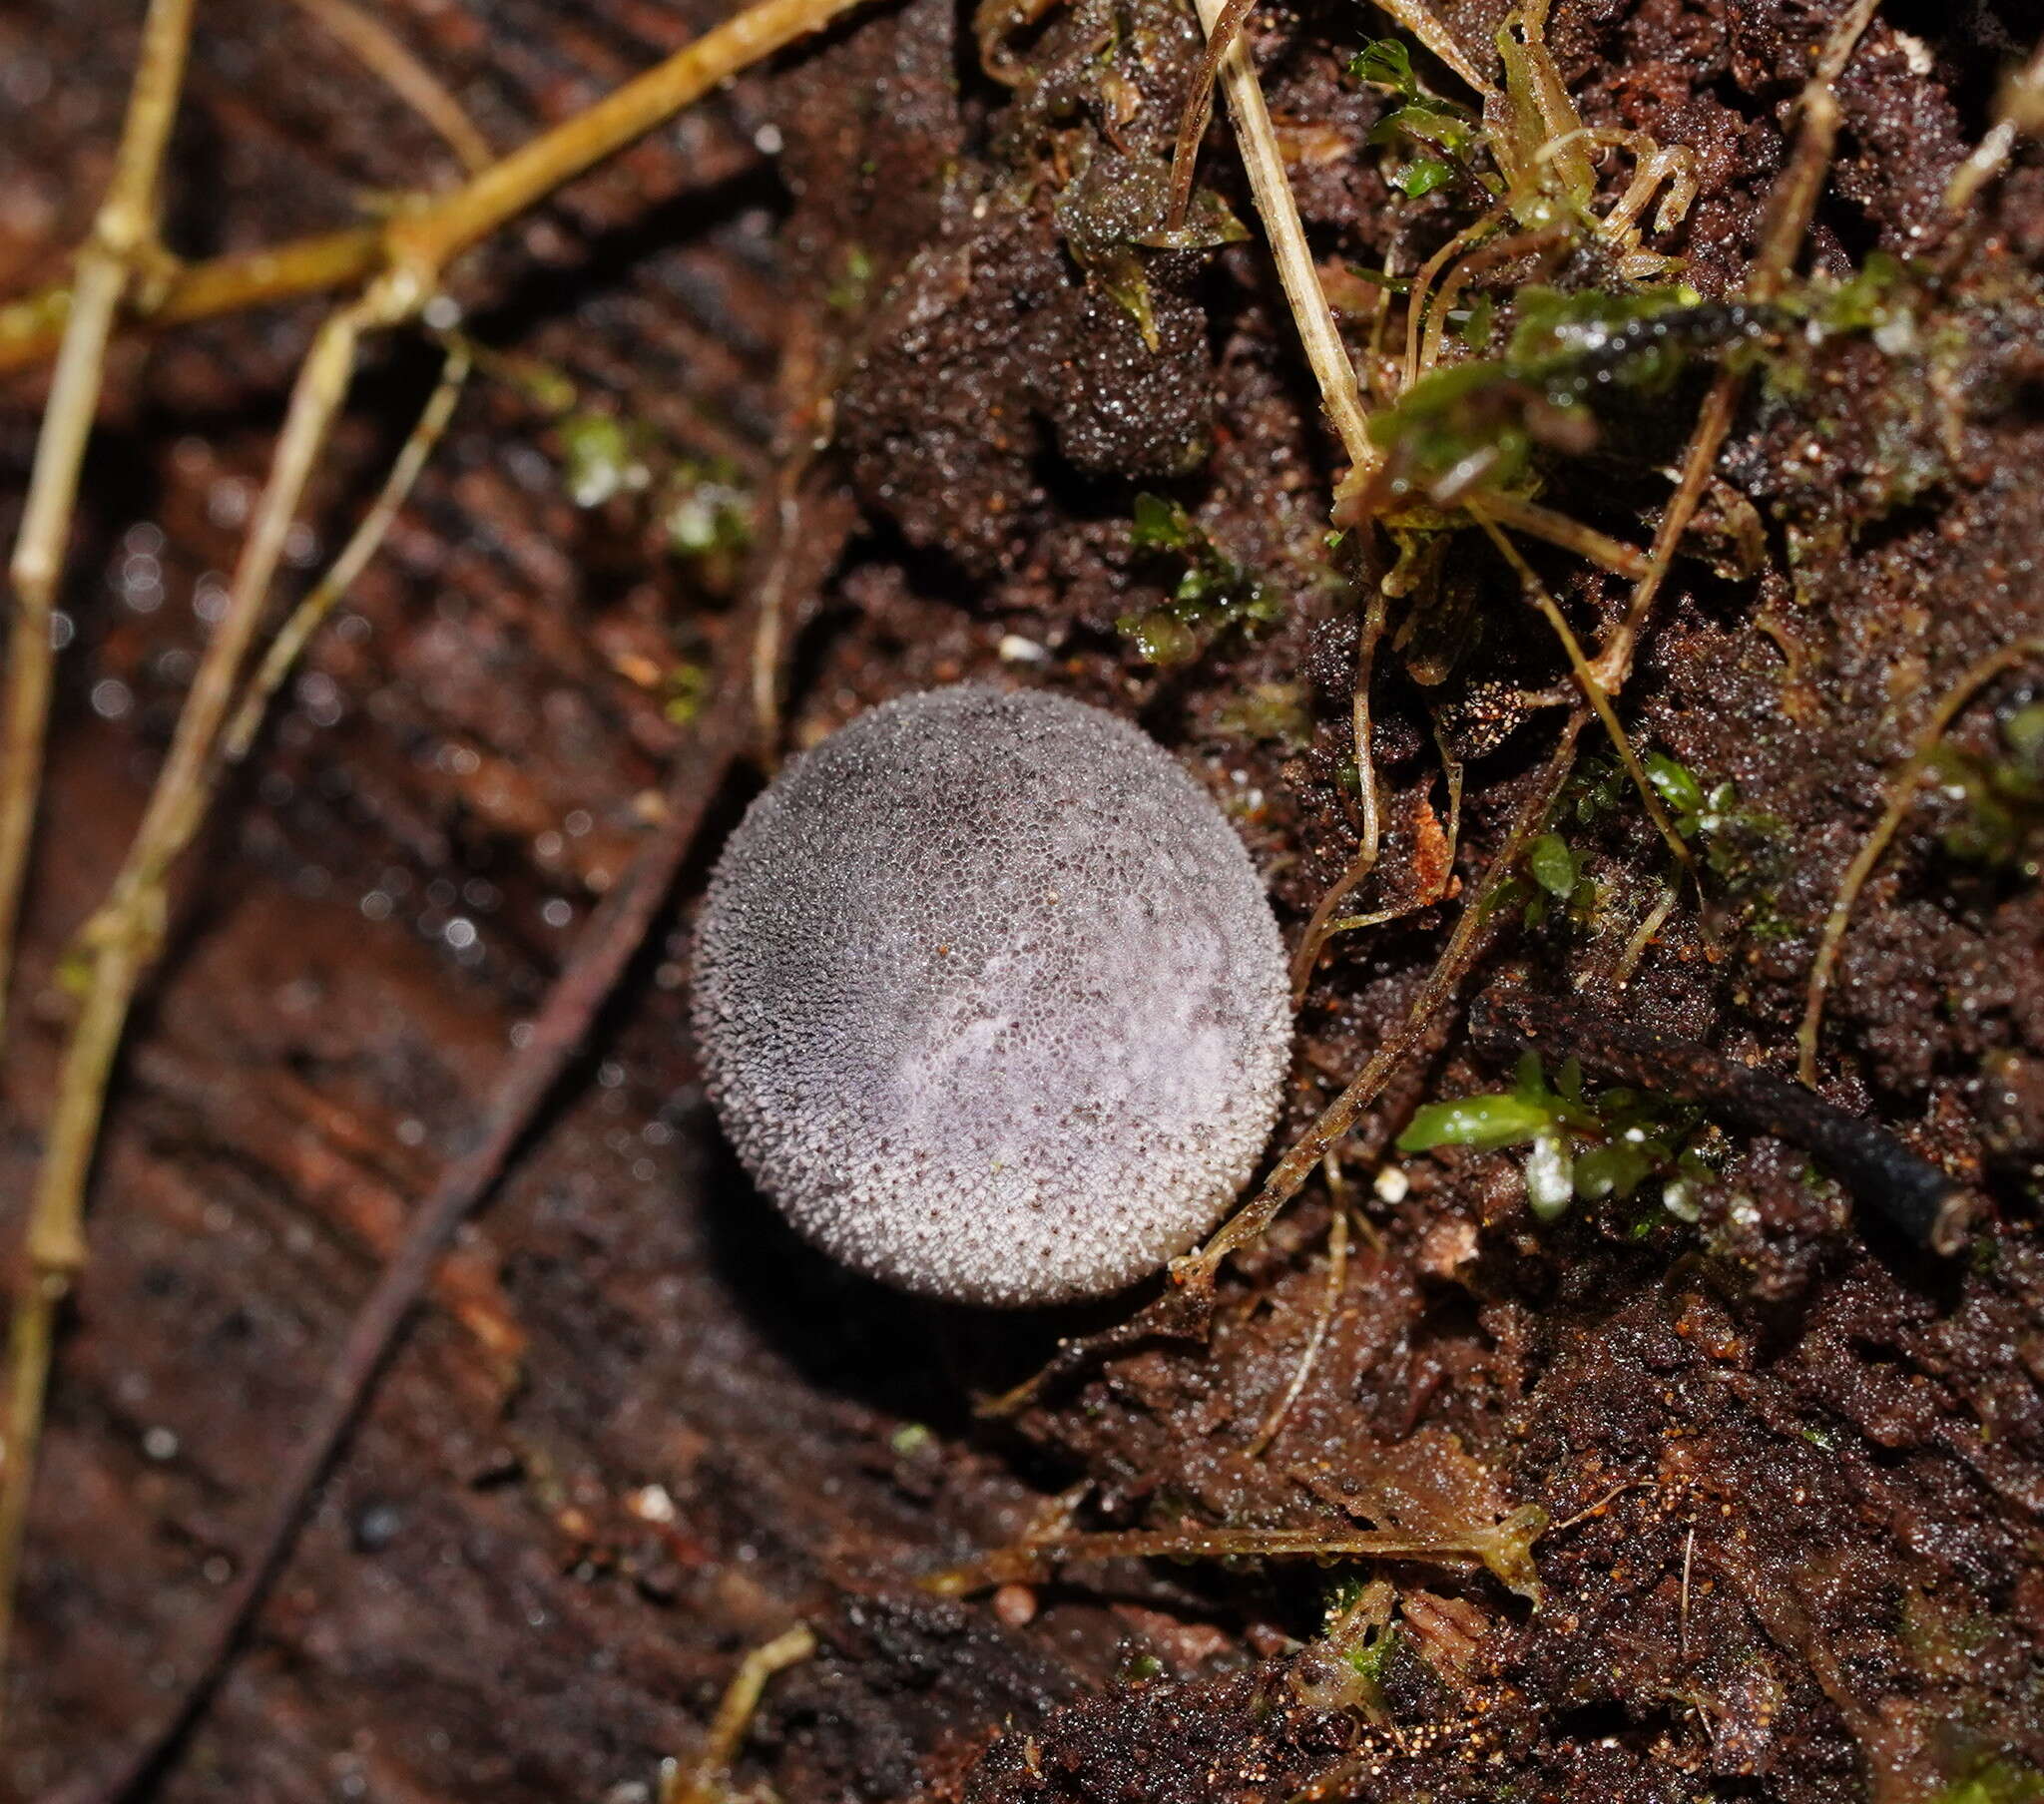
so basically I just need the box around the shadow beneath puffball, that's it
[691,1103,1172,1441]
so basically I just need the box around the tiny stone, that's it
[992,1583,1039,1628]
[351,1501,404,1554]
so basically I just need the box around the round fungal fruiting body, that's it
[692,684,1292,1307]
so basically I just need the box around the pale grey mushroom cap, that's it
[691,683,1291,1307]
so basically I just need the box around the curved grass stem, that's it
[1290,590,1387,1002]
[221,339,472,763]
[1470,506,1695,877]
[663,1624,818,1804]
[282,0,495,176]
[1796,636,2044,1086]
[1242,1206,1348,1459]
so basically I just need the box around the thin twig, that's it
[1475,493,1648,582]
[1,227,382,375]
[1586,367,1739,696]
[1242,1207,1347,1460]
[1290,590,1387,1002]
[384,0,872,283]
[1546,1479,1650,1536]
[1416,224,1549,377]
[1165,0,1255,232]
[1611,879,1678,988]
[283,0,495,176]
[1188,0,1374,479]
[1755,0,1881,299]
[222,341,472,762]
[1401,208,1506,393]
[1179,711,1588,1288]
[925,1514,1544,1600]
[0,299,371,1703]
[0,0,198,1051]
[1470,507,1695,875]
[1797,636,2044,1088]
[662,1623,818,1804]
[0,0,885,377]
[1679,1524,1695,1658]
[1944,35,2044,216]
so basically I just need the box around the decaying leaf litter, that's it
[3,0,2044,1799]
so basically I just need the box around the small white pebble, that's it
[626,1484,677,1524]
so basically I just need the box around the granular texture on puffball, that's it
[692,684,1292,1307]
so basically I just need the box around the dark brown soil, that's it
[4,0,2043,1800]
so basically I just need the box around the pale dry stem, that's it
[1944,35,2044,215]
[662,1624,819,1804]
[1242,1205,1348,1459]
[222,339,472,762]
[1476,492,1649,581]
[1181,711,1588,1286]
[0,0,198,1050]
[283,0,495,176]
[0,0,882,376]
[0,300,372,1689]
[1470,507,1695,876]
[1189,0,1375,481]
[1289,591,1387,1002]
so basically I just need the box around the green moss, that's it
[1398,1052,1713,1224]
[825,242,874,313]
[1929,701,2044,874]
[1348,38,1418,97]
[1931,1761,2044,1804]
[1215,681,1311,748]
[1364,285,1700,510]
[663,459,752,561]
[1527,832,1580,899]
[558,410,652,508]
[660,662,712,727]
[1117,493,1278,668]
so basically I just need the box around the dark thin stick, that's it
[973,1282,1213,1419]
[1469,989,1979,1255]
[55,695,749,1804]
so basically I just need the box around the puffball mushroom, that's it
[692,683,1292,1307]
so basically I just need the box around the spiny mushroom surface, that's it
[692,683,1292,1306]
